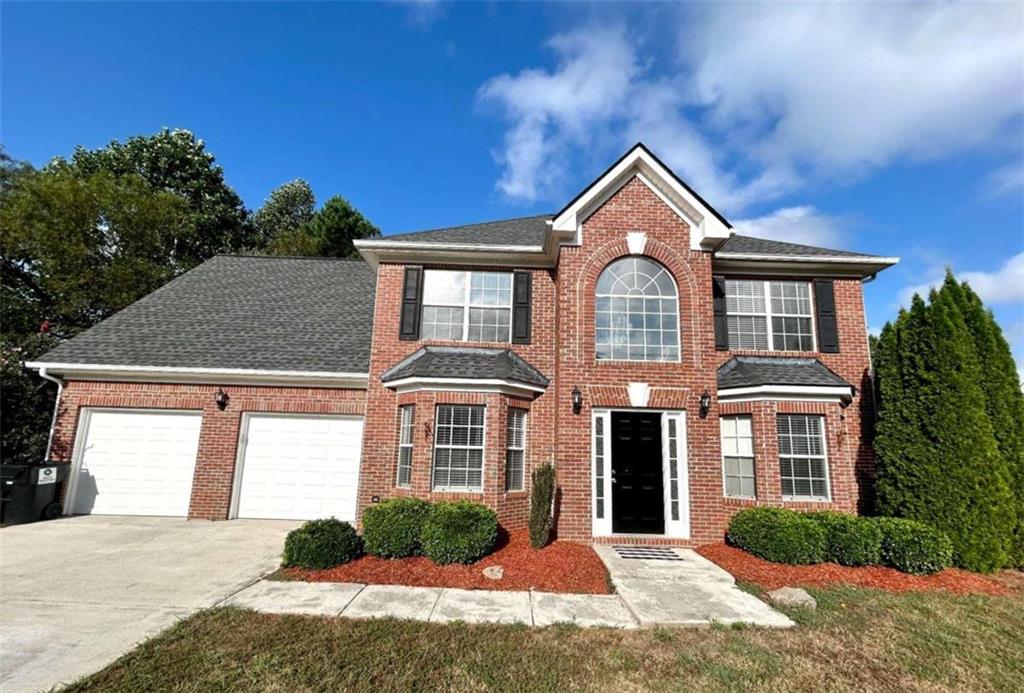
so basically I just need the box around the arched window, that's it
[595,257,679,361]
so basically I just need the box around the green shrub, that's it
[874,517,954,575]
[282,518,362,569]
[362,498,431,558]
[529,463,557,549]
[806,512,883,566]
[421,501,498,565]
[727,508,827,565]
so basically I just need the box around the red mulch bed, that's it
[284,530,611,594]
[696,543,1016,596]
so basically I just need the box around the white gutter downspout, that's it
[36,366,64,462]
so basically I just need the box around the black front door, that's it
[611,411,664,534]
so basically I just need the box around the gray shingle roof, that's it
[715,234,885,259]
[717,356,852,390]
[382,215,552,246]
[37,255,376,373]
[381,346,550,388]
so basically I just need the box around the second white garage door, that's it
[234,414,364,521]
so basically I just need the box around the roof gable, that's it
[550,142,733,251]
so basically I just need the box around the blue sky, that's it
[4,2,1023,366]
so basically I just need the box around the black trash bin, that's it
[0,462,68,525]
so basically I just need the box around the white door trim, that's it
[229,412,365,520]
[590,407,690,539]
[64,407,203,516]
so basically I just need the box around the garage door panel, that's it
[73,410,202,517]
[236,415,363,521]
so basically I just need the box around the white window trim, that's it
[422,270,513,343]
[726,279,817,352]
[778,414,831,502]
[431,404,487,493]
[505,409,527,492]
[594,258,682,364]
[720,415,756,500]
[590,408,689,539]
[396,405,415,488]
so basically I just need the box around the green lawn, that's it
[65,586,1023,692]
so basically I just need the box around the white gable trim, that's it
[551,144,732,251]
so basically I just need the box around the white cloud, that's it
[984,161,1024,198]
[898,253,1024,307]
[732,206,844,248]
[479,4,1023,211]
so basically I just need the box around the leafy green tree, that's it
[942,273,1024,566]
[252,179,316,248]
[874,284,1016,571]
[304,195,380,258]
[1,333,61,464]
[48,129,251,264]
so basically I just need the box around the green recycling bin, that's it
[0,462,69,525]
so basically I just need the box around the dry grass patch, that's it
[64,586,1023,692]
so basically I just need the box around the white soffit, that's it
[551,144,732,251]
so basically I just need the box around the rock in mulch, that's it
[767,586,816,609]
[482,566,504,580]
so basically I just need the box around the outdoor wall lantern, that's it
[215,388,230,411]
[698,390,712,419]
[571,385,583,415]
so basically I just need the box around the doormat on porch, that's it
[613,546,683,561]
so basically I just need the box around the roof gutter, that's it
[36,366,64,462]
[354,239,556,270]
[24,362,369,389]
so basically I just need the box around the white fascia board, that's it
[385,376,547,397]
[354,240,555,269]
[713,254,899,278]
[551,145,731,249]
[717,384,853,403]
[23,362,369,389]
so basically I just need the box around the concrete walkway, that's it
[223,546,792,629]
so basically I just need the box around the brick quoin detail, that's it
[49,381,366,520]
[51,174,878,546]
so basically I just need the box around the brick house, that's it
[28,144,898,545]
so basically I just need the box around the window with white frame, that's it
[421,270,513,342]
[777,414,829,500]
[396,405,415,488]
[595,257,680,361]
[725,280,815,351]
[720,415,756,498]
[432,405,485,491]
[505,409,526,491]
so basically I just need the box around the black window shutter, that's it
[712,275,729,351]
[399,266,423,341]
[814,279,840,353]
[511,271,532,344]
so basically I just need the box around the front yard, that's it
[66,585,1023,692]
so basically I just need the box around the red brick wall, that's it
[49,380,366,519]
[357,263,558,529]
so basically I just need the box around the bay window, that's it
[432,405,485,491]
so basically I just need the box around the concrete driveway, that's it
[0,515,297,692]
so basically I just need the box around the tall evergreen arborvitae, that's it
[943,274,1024,566]
[874,286,1015,572]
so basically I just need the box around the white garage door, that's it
[234,414,363,521]
[70,409,202,516]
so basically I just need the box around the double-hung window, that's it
[421,270,513,342]
[721,415,756,498]
[432,405,485,491]
[725,280,815,351]
[505,409,527,491]
[777,414,829,500]
[396,405,415,488]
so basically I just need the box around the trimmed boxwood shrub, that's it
[806,511,883,567]
[727,508,827,565]
[529,463,556,549]
[362,498,431,558]
[282,518,362,569]
[421,501,499,565]
[874,517,954,575]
